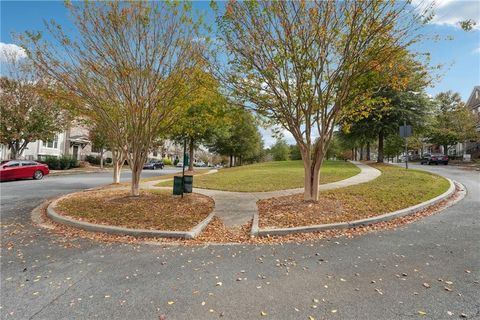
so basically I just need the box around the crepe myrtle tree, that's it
[21,1,203,196]
[214,0,431,201]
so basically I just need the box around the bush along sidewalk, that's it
[40,155,79,170]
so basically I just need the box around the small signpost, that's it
[399,121,412,169]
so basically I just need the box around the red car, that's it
[0,160,49,181]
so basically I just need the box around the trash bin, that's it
[183,175,193,193]
[173,176,183,195]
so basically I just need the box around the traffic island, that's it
[47,189,215,239]
[253,164,455,236]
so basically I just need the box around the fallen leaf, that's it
[260,311,267,316]
[418,310,427,316]
[167,301,175,305]
[423,283,430,288]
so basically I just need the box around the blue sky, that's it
[1,0,479,146]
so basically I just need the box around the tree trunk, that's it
[188,139,194,171]
[229,154,233,167]
[130,161,142,197]
[303,159,322,202]
[443,144,448,156]
[112,149,124,184]
[359,145,364,161]
[351,148,354,160]
[9,140,28,159]
[354,147,358,161]
[366,142,371,161]
[100,148,104,169]
[377,130,384,163]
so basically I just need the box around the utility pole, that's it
[404,119,408,170]
[182,138,186,198]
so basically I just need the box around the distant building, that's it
[0,123,91,161]
[464,86,480,159]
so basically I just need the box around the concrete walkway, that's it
[143,161,381,228]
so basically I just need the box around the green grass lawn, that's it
[155,160,360,192]
[258,163,451,228]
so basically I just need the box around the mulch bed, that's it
[32,185,463,247]
[54,189,214,231]
[258,194,349,228]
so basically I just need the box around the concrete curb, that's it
[46,194,215,239]
[252,178,457,237]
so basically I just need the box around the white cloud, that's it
[0,42,27,62]
[412,0,479,29]
[472,47,480,54]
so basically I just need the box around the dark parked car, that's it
[0,160,50,181]
[420,153,449,165]
[143,160,164,170]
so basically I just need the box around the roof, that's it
[465,86,480,109]
[69,135,90,144]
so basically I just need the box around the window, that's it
[43,135,59,149]
[5,162,20,168]
[21,161,36,166]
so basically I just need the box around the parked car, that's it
[194,161,207,167]
[420,153,449,165]
[143,160,164,170]
[176,161,184,168]
[0,160,50,181]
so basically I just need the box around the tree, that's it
[0,51,67,159]
[270,139,290,161]
[427,91,478,155]
[21,1,201,196]
[208,109,263,166]
[170,69,228,171]
[289,144,302,160]
[215,0,429,201]
[89,123,108,169]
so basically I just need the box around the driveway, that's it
[0,164,478,319]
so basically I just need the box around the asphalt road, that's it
[0,164,479,320]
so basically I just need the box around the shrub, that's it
[59,155,71,169]
[85,155,101,165]
[41,155,60,170]
[39,155,78,170]
[162,158,172,166]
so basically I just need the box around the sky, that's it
[1,0,479,147]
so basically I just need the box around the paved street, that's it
[1,165,479,320]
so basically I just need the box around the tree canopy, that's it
[215,0,431,201]
[21,1,203,195]
[0,52,68,159]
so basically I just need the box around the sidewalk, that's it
[142,161,381,228]
[49,167,112,176]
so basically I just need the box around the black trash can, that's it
[183,175,193,193]
[173,176,183,195]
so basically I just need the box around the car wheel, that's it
[33,170,44,180]
[444,162,448,165]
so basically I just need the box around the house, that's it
[464,85,480,159]
[0,124,92,161]
[1,119,204,164]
